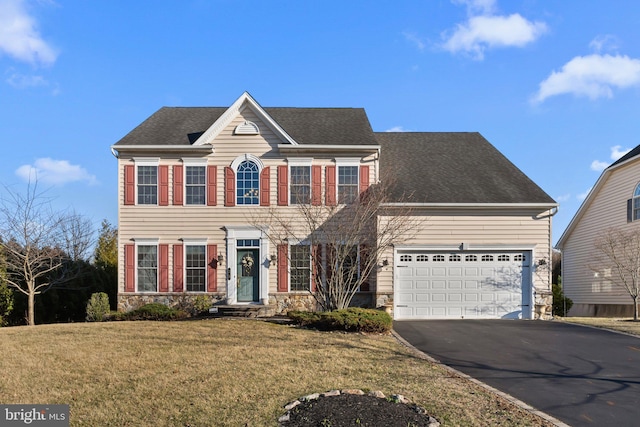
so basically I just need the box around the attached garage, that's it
[394,250,532,320]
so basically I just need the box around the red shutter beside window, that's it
[277,244,288,292]
[207,165,217,206]
[260,167,270,206]
[311,244,321,292]
[173,165,184,205]
[325,165,336,206]
[311,165,322,206]
[207,244,218,292]
[159,244,169,292]
[225,167,236,207]
[159,165,169,206]
[124,165,135,205]
[359,165,370,195]
[359,244,369,292]
[277,165,288,206]
[124,244,135,292]
[173,244,184,292]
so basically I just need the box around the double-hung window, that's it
[338,166,358,204]
[137,166,158,205]
[290,244,311,291]
[137,245,158,292]
[633,184,640,221]
[185,245,206,292]
[186,166,206,205]
[290,166,311,204]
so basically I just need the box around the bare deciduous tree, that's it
[591,227,640,321]
[252,178,419,311]
[0,183,94,325]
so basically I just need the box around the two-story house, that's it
[112,92,557,320]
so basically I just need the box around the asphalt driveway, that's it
[393,320,640,427]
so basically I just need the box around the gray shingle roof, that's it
[114,107,377,146]
[376,132,555,204]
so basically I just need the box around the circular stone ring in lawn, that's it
[278,389,440,427]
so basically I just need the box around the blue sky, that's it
[1,0,640,246]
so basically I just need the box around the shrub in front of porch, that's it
[287,308,392,333]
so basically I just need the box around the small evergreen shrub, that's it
[552,283,573,317]
[120,303,188,321]
[86,292,110,322]
[288,308,392,333]
[192,295,212,315]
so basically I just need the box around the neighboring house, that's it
[112,92,557,320]
[556,146,640,317]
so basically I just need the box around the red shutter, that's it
[311,165,322,206]
[159,244,169,292]
[325,166,336,206]
[359,244,369,292]
[326,244,336,284]
[124,244,135,292]
[207,244,218,292]
[207,165,217,206]
[277,165,288,206]
[311,244,321,292]
[159,165,169,206]
[173,165,184,205]
[173,244,184,292]
[359,165,370,195]
[124,165,135,205]
[225,167,235,206]
[260,167,270,206]
[277,244,288,292]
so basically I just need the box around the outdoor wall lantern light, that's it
[381,259,389,267]
[217,254,224,263]
[270,254,277,266]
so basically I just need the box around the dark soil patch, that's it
[280,393,437,427]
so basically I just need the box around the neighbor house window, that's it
[290,244,311,291]
[186,166,206,205]
[137,245,158,292]
[633,183,640,220]
[237,160,259,205]
[185,245,206,292]
[290,166,311,204]
[338,166,358,204]
[137,166,158,205]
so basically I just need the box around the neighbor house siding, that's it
[561,160,640,309]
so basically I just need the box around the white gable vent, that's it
[234,121,260,135]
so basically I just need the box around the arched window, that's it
[237,160,259,205]
[633,183,640,221]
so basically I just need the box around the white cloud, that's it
[16,158,97,186]
[402,31,425,51]
[531,54,640,104]
[5,70,47,88]
[590,160,609,172]
[385,126,410,132]
[441,1,547,60]
[0,0,58,66]
[555,193,571,202]
[589,145,632,173]
[578,187,593,201]
[589,35,619,54]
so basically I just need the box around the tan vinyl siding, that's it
[562,160,640,306]
[377,209,553,295]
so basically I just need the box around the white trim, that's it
[383,203,558,210]
[181,238,208,244]
[288,163,312,205]
[113,145,213,152]
[287,158,313,166]
[133,158,159,166]
[278,144,380,153]
[194,92,298,146]
[230,153,264,172]
[335,157,362,166]
[289,242,312,293]
[135,241,159,293]
[183,242,207,293]
[181,158,208,165]
[132,238,160,244]
[224,226,270,305]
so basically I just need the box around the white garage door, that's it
[394,251,531,320]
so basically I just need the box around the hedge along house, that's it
[112,92,558,319]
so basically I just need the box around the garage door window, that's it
[498,255,510,261]
[482,255,494,261]
[400,255,412,262]
[449,254,461,261]
[465,254,477,261]
[416,255,428,262]
[433,255,445,261]
[514,254,525,261]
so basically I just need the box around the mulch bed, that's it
[280,393,438,427]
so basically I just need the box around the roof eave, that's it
[277,144,380,154]
[111,144,214,155]
[383,202,558,210]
